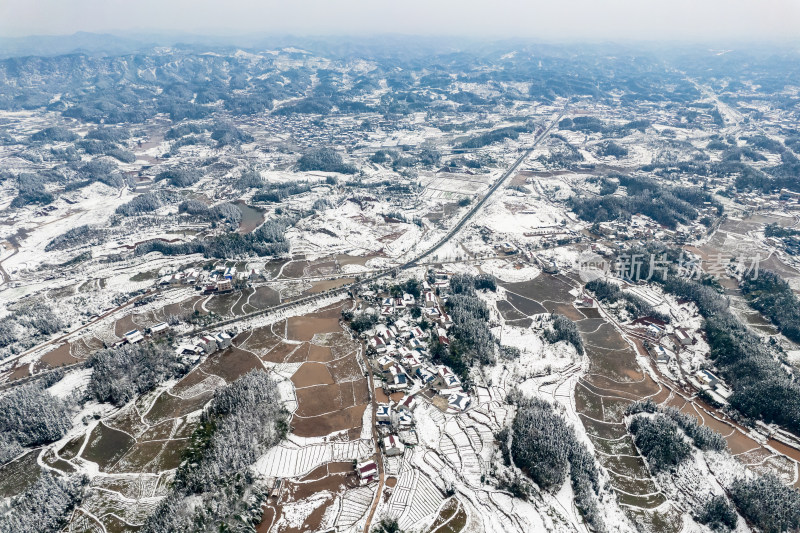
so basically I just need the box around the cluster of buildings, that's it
[115,317,233,363]
[351,275,475,485]
[367,301,468,410]
[175,331,232,361]
[114,321,171,347]
[641,316,733,405]
[735,188,800,213]
[156,265,263,293]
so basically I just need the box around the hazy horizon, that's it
[2,0,800,43]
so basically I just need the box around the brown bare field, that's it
[504,291,546,315]
[542,300,584,321]
[337,254,374,267]
[578,306,602,319]
[256,505,278,533]
[237,325,282,356]
[144,390,212,425]
[232,287,254,315]
[293,403,367,438]
[305,259,337,277]
[138,420,174,441]
[263,259,287,279]
[374,388,389,403]
[199,347,263,383]
[504,274,575,307]
[110,441,165,473]
[328,353,364,382]
[156,439,189,471]
[308,344,333,362]
[281,260,309,279]
[82,423,136,471]
[285,342,311,364]
[584,373,659,398]
[237,202,265,233]
[113,314,140,338]
[38,342,82,370]
[261,341,303,363]
[291,362,334,388]
[8,364,30,381]
[205,291,241,317]
[649,386,672,404]
[0,451,41,498]
[496,300,527,321]
[173,418,198,439]
[42,450,76,474]
[578,414,627,440]
[105,405,150,438]
[287,315,341,341]
[59,434,86,460]
[305,278,355,295]
[162,295,203,318]
[286,301,347,341]
[250,286,281,309]
[256,461,359,533]
[767,438,800,466]
[299,461,355,482]
[294,380,362,417]
[169,368,210,394]
[574,384,604,420]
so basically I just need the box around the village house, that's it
[198,335,218,353]
[387,366,409,392]
[375,323,394,340]
[150,322,170,337]
[401,353,422,374]
[644,323,663,340]
[424,291,436,308]
[356,460,378,484]
[652,345,672,364]
[408,338,425,351]
[434,366,461,391]
[376,404,392,424]
[214,332,232,350]
[697,369,720,387]
[394,410,414,429]
[176,343,203,359]
[376,355,395,372]
[370,336,387,352]
[124,329,145,344]
[383,435,404,457]
[448,392,471,411]
[270,479,282,499]
[416,366,436,385]
[674,328,693,346]
[397,394,417,413]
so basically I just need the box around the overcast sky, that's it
[2,0,799,42]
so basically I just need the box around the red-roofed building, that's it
[356,460,378,484]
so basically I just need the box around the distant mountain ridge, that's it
[0,31,155,59]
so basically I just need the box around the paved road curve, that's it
[403,113,563,268]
